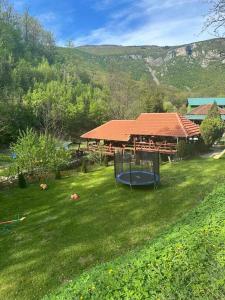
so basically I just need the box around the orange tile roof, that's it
[187,104,225,115]
[135,113,200,137]
[81,120,135,142]
[81,113,200,141]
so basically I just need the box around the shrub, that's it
[18,173,27,188]
[55,170,61,180]
[87,152,103,165]
[177,140,209,159]
[10,129,70,177]
[200,117,224,146]
[103,155,109,167]
[81,159,88,173]
[200,103,224,146]
[176,140,189,158]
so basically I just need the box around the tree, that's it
[10,129,70,179]
[20,9,55,62]
[204,0,225,36]
[0,102,38,145]
[144,89,165,113]
[208,101,221,118]
[66,40,75,48]
[200,104,224,146]
[18,172,27,188]
[10,128,40,175]
[107,70,140,119]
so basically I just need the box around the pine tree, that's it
[200,102,224,146]
[208,102,221,119]
[18,173,27,188]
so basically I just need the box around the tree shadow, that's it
[0,158,224,299]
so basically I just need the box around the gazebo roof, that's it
[81,120,135,142]
[81,113,200,142]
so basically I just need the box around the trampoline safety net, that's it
[114,151,160,186]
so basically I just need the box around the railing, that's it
[135,142,177,154]
[86,141,177,155]
[88,144,116,156]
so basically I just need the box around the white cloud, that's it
[74,16,209,46]
[73,0,210,46]
[37,12,56,24]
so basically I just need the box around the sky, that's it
[12,0,214,47]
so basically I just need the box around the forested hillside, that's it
[71,38,225,93]
[0,1,111,146]
[1,0,225,147]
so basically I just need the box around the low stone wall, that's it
[0,176,17,189]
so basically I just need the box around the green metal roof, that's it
[186,114,225,121]
[188,98,225,106]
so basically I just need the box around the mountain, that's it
[58,38,225,95]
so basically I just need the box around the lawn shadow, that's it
[0,158,224,299]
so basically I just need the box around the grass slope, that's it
[0,158,224,299]
[46,183,225,300]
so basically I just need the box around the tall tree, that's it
[200,103,224,146]
[208,101,221,118]
[204,0,225,36]
[144,89,165,113]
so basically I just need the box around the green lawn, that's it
[0,152,12,177]
[46,183,225,300]
[0,158,224,299]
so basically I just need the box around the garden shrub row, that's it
[177,140,209,159]
[46,184,225,300]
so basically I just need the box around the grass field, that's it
[0,153,12,177]
[0,158,224,299]
[46,183,225,300]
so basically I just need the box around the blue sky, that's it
[12,0,213,46]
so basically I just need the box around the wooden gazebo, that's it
[81,113,200,156]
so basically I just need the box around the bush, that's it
[81,159,88,173]
[177,140,209,159]
[55,170,61,180]
[45,184,225,300]
[87,152,103,165]
[103,155,109,167]
[200,103,224,146]
[200,117,224,146]
[18,173,27,188]
[10,129,70,177]
[177,140,188,158]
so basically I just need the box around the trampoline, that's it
[114,151,160,187]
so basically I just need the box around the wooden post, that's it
[134,137,136,154]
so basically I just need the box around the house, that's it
[186,98,225,124]
[187,98,225,110]
[186,104,225,124]
[81,113,200,155]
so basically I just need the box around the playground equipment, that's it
[213,149,225,159]
[0,215,26,234]
[0,216,26,225]
[114,150,160,187]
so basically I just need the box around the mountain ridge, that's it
[64,38,225,93]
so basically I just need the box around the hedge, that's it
[45,184,225,300]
